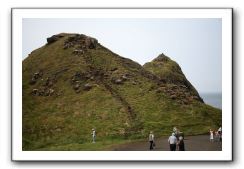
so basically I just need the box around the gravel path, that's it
[112,135,222,151]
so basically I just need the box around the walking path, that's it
[112,135,222,151]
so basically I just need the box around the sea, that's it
[200,93,222,109]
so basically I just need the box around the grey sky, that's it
[22,18,222,93]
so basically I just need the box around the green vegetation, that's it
[143,54,201,98]
[22,33,221,150]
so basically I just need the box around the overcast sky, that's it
[22,18,222,94]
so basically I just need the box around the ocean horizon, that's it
[200,93,222,109]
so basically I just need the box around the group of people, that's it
[148,127,185,151]
[92,126,221,150]
[167,132,185,151]
[209,127,222,142]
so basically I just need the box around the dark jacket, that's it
[178,140,185,151]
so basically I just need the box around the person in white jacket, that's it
[148,131,155,150]
[209,129,214,142]
[168,133,177,151]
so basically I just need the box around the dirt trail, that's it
[112,135,222,151]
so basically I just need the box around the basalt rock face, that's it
[47,34,65,44]
[22,33,221,150]
[63,34,98,51]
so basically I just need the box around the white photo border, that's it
[11,8,233,161]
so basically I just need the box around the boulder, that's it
[83,83,92,91]
[110,67,118,71]
[37,88,45,96]
[29,71,43,85]
[85,37,98,49]
[71,72,88,82]
[44,88,55,96]
[73,84,80,90]
[31,89,39,96]
[75,89,81,93]
[156,87,166,93]
[121,75,128,80]
[33,72,40,79]
[85,73,92,79]
[48,88,55,96]
[47,34,64,44]
[63,42,74,49]
[102,74,109,80]
[63,34,98,51]
[29,78,37,85]
[170,95,177,100]
[44,77,54,87]
[72,49,84,55]
[171,84,178,89]
[114,79,123,84]
[180,85,187,88]
[31,87,55,97]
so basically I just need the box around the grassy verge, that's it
[33,138,143,151]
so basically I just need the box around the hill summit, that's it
[22,33,221,150]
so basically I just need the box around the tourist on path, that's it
[218,127,222,142]
[168,133,177,151]
[178,136,185,151]
[91,128,96,143]
[209,129,214,142]
[215,131,220,142]
[148,131,155,150]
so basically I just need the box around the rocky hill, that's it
[143,54,203,104]
[22,33,221,150]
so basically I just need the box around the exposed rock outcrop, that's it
[47,34,64,44]
[63,34,98,55]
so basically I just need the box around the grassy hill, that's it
[22,33,221,150]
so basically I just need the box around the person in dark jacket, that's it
[178,136,185,151]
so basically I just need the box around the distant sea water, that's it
[200,93,222,109]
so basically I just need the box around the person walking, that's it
[168,133,177,151]
[148,131,155,150]
[91,128,96,143]
[218,127,222,142]
[215,131,220,142]
[209,129,214,142]
[178,136,185,151]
